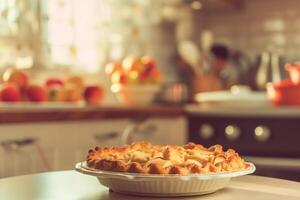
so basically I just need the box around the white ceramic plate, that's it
[75,161,256,197]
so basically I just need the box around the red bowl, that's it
[266,79,300,106]
[285,63,300,84]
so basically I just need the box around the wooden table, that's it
[0,171,300,200]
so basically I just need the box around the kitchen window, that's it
[0,0,164,72]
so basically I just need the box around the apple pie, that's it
[86,141,249,175]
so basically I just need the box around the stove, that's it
[186,105,300,181]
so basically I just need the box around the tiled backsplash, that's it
[195,0,300,62]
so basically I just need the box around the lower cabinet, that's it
[0,117,186,177]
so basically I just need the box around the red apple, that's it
[141,56,156,70]
[26,85,47,102]
[140,56,161,83]
[138,70,150,82]
[139,66,155,82]
[47,85,65,101]
[84,86,103,105]
[0,83,21,102]
[119,74,127,85]
[45,78,63,87]
[150,69,163,83]
[2,68,28,89]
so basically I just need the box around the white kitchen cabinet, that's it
[0,117,186,178]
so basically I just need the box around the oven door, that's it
[245,156,300,182]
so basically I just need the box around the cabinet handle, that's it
[94,132,119,141]
[0,138,51,171]
[0,138,37,151]
[120,119,157,145]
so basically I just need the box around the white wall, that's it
[195,0,300,61]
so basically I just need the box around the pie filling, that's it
[86,141,249,175]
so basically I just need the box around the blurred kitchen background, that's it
[1,0,300,182]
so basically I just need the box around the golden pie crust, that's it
[86,141,249,175]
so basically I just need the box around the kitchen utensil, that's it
[271,53,281,83]
[178,40,202,75]
[255,52,283,90]
[266,79,300,106]
[75,161,256,197]
[255,52,271,90]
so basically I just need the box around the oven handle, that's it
[245,156,300,169]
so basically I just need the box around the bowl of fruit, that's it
[106,56,163,106]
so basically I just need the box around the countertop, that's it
[0,171,299,200]
[1,103,300,124]
[0,104,184,124]
[186,104,300,118]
